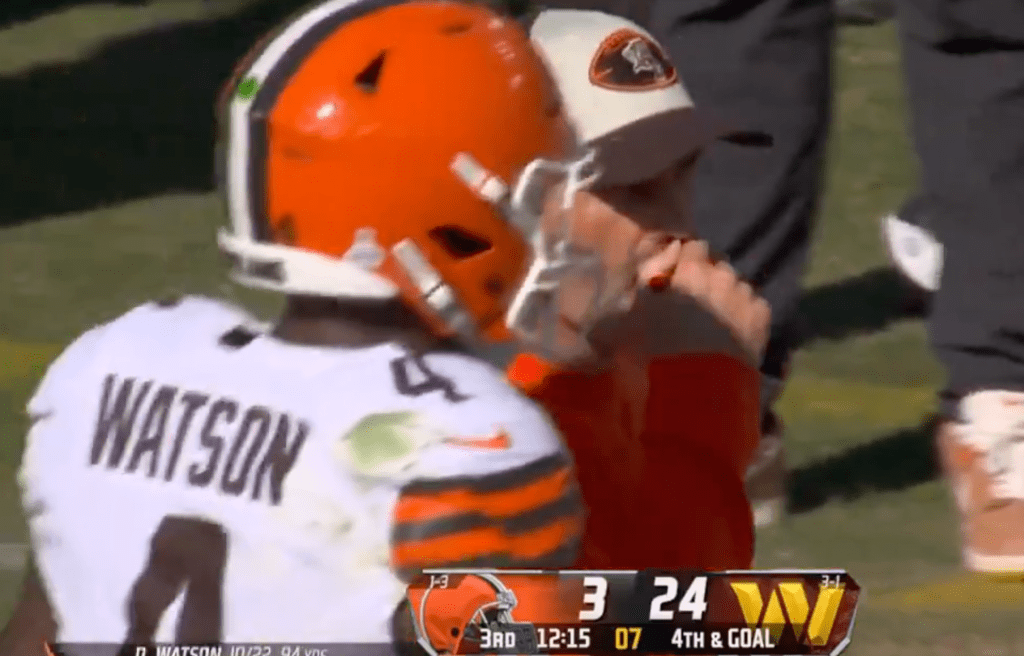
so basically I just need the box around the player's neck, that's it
[272,296,454,352]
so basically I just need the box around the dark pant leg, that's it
[645,0,835,415]
[896,0,1024,417]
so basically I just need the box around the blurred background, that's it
[0,0,1020,653]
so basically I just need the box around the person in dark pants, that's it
[900,0,1024,573]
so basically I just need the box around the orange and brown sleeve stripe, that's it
[390,453,584,579]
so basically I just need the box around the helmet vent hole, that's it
[429,226,491,259]
[355,51,386,93]
[440,22,472,35]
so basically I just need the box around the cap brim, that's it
[590,107,773,187]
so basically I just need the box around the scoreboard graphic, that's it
[405,569,860,656]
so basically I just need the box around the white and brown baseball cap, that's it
[529,9,772,187]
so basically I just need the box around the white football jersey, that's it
[20,296,576,644]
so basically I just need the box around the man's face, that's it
[528,154,700,367]
[590,152,699,235]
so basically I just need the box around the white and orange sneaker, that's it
[938,390,1024,573]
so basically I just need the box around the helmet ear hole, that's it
[429,226,492,259]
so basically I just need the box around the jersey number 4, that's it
[390,354,469,403]
[124,516,227,644]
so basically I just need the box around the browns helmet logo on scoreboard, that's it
[407,573,538,655]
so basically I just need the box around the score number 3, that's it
[579,576,608,621]
[578,576,708,622]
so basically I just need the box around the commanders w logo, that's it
[729,579,846,646]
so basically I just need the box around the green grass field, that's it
[2,1,1024,653]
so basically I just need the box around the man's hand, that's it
[537,185,770,367]
[634,238,771,365]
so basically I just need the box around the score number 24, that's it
[579,576,708,622]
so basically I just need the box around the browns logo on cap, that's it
[588,28,678,91]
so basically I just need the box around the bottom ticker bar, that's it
[48,632,825,656]
[470,623,807,655]
[408,569,860,656]
[46,645,396,656]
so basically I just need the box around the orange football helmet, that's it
[215,0,599,348]
[407,573,538,656]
